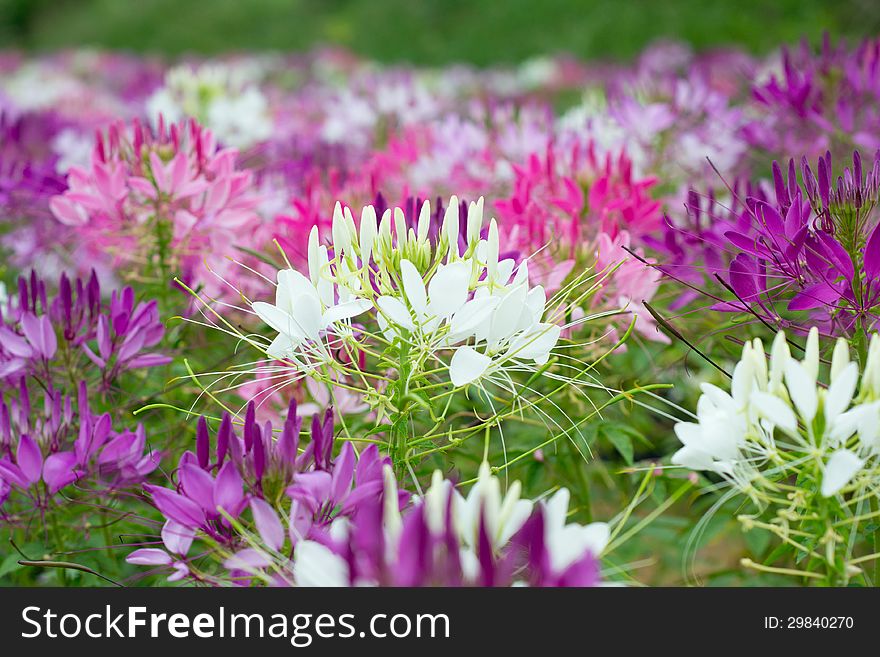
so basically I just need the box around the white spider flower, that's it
[251,231,372,362]
[673,328,880,500]
[418,464,607,580]
[287,195,566,389]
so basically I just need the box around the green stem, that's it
[391,337,412,478]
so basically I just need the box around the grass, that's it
[1,0,878,64]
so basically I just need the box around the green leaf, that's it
[600,424,634,466]
[0,553,21,578]
[743,527,772,556]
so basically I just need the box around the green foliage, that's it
[2,0,878,64]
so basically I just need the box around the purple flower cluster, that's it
[128,399,394,584]
[712,150,880,339]
[0,270,169,515]
[0,379,161,513]
[336,487,602,587]
[0,270,169,390]
[746,36,880,161]
[129,401,604,587]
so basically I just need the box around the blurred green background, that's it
[1,0,878,64]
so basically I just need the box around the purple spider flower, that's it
[0,270,170,392]
[0,378,161,514]
[715,150,880,339]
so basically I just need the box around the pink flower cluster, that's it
[49,117,264,298]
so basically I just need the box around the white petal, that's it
[466,197,483,245]
[252,302,304,340]
[377,295,415,331]
[673,422,702,447]
[307,226,320,285]
[784,361,818,422]
[671,444,715,471]
[507,323,560,362]
[331,202,351,259]
[442,196,460,258]
[580,522,611,555]
[322,298,373,326]
[427,261,470,318]
[769,330,790,391]
[803,327,820,380]
[359,205,377,262]
[292,294,323,341]
[267,332,296,359]
[417,199,431,242]
[293,541,349,587]
[400,259,428,317]
[486,219,500,279]
[825,362,858,424]
[496,258,515,286]
[821,449,864,497]
[750,391,797,434]
[450,346,491,386]
[449,296,499,342]
[488,285,528,346]
[830,337,851,382]
[277,269,318,313]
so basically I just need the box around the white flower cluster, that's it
[252,196,562,388]
[147,63,272,149]
[673,328,880,499]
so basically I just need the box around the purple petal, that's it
[126,548,173,566]
[196,417,210,469]
[161,520,195,556]
[0,458,29,488]
[43,451,79,493]
[223,548,272,570]
[21,313,57,359]
[865,221,880,281]
[180,463,217,512]
[330,442,356,503]
[789,281,843,311]
[17,435,43,485]
[0,327,33,358]
[213,461,245,517]
[250,497,285,551]
[146,485,206,529]
[126,353,172,369]
[97,315,111,361]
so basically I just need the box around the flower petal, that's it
[822,449,864,497]
[450,346,491,387]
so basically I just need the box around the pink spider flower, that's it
[494,141,666,342]
[49,116,263,298]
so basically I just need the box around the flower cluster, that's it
[673,327,880,583]
[0,380,161,514]
[147,62,273,150]
[128,399,608,587]
[746,36,880,161]
[295,464,607,587]
[494,143,665,342]
[49,117,264,299]
[0,270,167,517]
[701,150,880,342]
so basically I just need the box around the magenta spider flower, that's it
[689,149,880,343]
[746,35,880,161]
[130,399,394,584]
[494,142,666,342]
